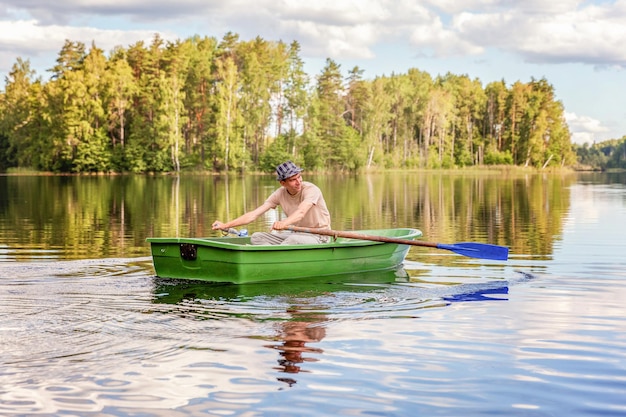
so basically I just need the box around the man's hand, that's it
[272,220,289,231]
[212,221,226,230]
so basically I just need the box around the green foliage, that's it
[575,137,626,170]
[73,129,111,172]
[0,133,13,172]
[259,134,294,173]
[0,33,596,173]
[300,130,325,171]
[123,140,149,173]
[427,145,442,169]
[607,139,626,169]
[484,148,514,165]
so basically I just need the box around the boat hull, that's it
[147,228,422,284]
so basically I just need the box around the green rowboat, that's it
[147,228,422,284]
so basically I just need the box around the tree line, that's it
[0,32,580,174]
[574,138,626,170]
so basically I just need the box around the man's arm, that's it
[272,201,314,230]
[212,202,274,230]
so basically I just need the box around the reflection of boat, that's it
[152,267,409,303]
[147,228,422,284]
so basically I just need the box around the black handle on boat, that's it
[286,226,509,261]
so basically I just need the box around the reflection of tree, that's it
[1,172,578,261]
[265,307,327,387]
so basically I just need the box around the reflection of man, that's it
[266,308,327,387]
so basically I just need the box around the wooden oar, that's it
[286,226,509,261]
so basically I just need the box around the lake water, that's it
[1,171,625,416]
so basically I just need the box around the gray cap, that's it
[276,161,303,181]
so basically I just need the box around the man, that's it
[211,161,331,245]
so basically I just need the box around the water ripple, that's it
[2,256,624,416]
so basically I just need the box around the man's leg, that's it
[250,232,287,245]
[250,232,329,245]
[281,233,329,245]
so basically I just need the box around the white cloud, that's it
[4,0,626,66]
[279,21,378,59]
[0,19,166,50]
[447,3,626,66]
[564,111,610,145]
[278,0,392,25]
[410,15,485,57]
[0,19,176,76]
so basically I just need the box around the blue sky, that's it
[1,0,625,144]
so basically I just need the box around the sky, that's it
[1,0,625,145]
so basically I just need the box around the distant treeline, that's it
[0,32,595,174]
[574,138,626,171]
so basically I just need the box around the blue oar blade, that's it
[436,242,509,261]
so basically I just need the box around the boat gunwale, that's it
[147,228,423,252]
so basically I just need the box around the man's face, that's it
[281,173,303,194]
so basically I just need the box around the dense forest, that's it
[0,32,622,174]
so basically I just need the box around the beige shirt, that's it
[265,181,331,229]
